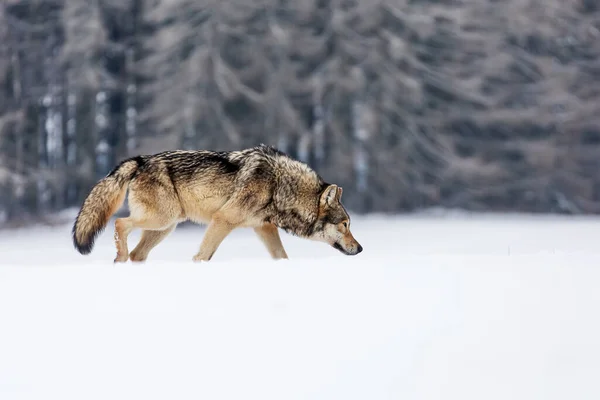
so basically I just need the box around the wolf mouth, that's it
[333,242,353,255]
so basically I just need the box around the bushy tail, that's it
[72,158,141,255]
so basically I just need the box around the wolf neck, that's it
[269,205,318,238]
[267,159,325,238]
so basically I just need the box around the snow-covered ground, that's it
[1,212,600,400]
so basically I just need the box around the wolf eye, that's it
[342,221,348,228]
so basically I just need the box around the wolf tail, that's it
[72,157,142,255]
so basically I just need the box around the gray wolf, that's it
[72,144,363,262]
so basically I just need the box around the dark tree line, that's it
[1,0,599,226]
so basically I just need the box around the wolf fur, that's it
[72,144,363,262]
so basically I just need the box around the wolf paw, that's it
[114,254,129,263]
[129,251,146,262]
[192,254,209,262]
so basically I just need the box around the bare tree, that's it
[1,0,600,226]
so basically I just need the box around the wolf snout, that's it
[334,242,363,255]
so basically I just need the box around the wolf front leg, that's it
[192,212,237,262]
[254,224,288,260]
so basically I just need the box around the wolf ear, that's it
[337,186,343,201]
[320,184,339,208]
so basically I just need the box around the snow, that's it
[1,213,600,400]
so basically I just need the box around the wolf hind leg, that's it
[114,217,177,263]
[129,224,177,262]
[254,224,288,260]
[115,177,183,263]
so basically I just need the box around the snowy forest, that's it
[0,0,599,226]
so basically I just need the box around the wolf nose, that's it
[357,244,363,254]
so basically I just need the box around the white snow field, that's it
[1,212,600,400]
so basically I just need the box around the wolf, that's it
[72,144,363,262]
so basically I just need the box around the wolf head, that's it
[311,184,363,256]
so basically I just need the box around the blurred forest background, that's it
[1,0,599,227]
